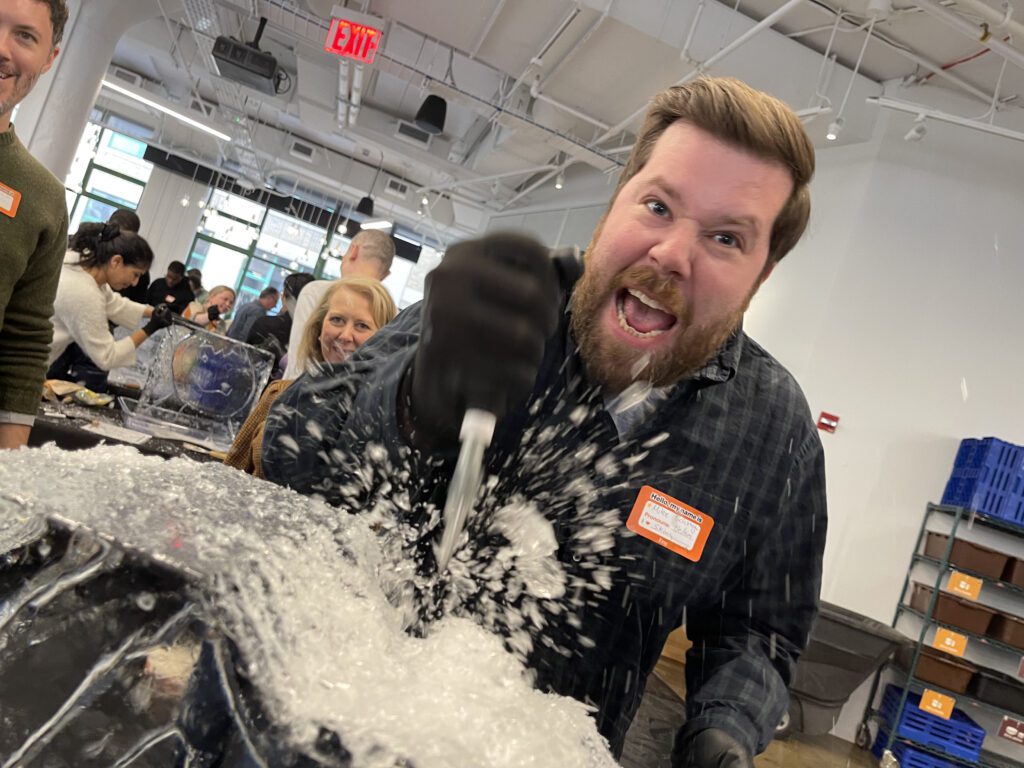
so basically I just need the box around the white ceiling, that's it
[105,0,1024,242]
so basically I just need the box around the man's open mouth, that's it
[615,287,678,338]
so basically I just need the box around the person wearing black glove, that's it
[673,728,754,768]
[401,232,561,453]
[142,303,174,337]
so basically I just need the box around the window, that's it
[185,192,445,318]
[65,124,153,232]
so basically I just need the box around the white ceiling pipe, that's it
[531,90,611,131]
[802,1,996,105]
[497,3,582,113]
[591,0,805,147]
[914,0,1024,74]
[416,165,558,195]
[952,0,1024,41]
[868,95,1024,143]
[536,0,613,92]
[470,0,507,58]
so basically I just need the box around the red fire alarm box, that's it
[817,412,840,433]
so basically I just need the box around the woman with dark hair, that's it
[47,222,172,375]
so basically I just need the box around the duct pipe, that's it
[914,0,1024,74]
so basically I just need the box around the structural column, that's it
[15,0,160,179]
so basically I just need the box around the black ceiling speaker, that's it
[356,196,375,217]
[414,94,447,135]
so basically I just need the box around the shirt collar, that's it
[690,325,745,384]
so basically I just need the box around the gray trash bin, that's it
[778,601,905,739]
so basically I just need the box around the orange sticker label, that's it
[934,628,968,658]
[919,689,955,720]
[0,181,22,218]
[626,485,714,562]
[948,571,982,601]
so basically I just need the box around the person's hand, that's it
[206,305,221,322]
[406,232,560,452]
[673,729,754,768]
[142,303,174,336]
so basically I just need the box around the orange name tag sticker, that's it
[948,571,982,601]
[626,485,714,562]
[0,182,22,218]
[919,688,955,720]
[934,627,968,658]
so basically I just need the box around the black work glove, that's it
[405,232,560,452]
[142,303,174,336]
[672,728,754,768]
[206,305,221,322]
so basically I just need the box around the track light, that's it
[414,94,447,135]
[180,196,191,207]
[904,115,927,142]
[825,118,844,141]
[421,194,429,206]
[554,170,565,190]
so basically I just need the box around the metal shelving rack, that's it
[856,504,1024,768]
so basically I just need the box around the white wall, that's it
[744,96,1024,746]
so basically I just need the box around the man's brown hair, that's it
[36,0,69,47]
[615,76,815,265]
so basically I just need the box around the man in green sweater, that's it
[0,0,69,448]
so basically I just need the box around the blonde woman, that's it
[224,277,397,477]
[183,285,235,332]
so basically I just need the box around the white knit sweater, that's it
[48,251,147,370]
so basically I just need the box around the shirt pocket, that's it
[615,481,753,602]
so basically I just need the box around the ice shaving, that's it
[0,445,618,767]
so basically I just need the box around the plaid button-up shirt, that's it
[264,254,827,762]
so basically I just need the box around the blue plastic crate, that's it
[880,685,985,762]
[871,730,960,768]
[942,437,1024,527]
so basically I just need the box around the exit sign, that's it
[325,17,383,64]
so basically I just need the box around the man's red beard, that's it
[569,264,750,394]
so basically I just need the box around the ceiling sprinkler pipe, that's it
[914,0,1024,74]
[953,0,1024,39]
[592,0,805,147]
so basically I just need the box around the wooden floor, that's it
[652,636,876,768]
[756,733,876,768]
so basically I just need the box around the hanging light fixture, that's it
[356,196,374,217]
[825,118,844,141]
[904,114,927,142]
[554,170,565,190]
[414,94,447,135]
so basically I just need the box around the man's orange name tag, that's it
[626,485,714,562]
[0,182,22,218]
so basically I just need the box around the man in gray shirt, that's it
[227,286,279,342]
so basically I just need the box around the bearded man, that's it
[262,76,826,768]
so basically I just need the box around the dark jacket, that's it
[147,277,193,314]
[261,253,827,760]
